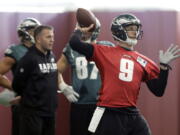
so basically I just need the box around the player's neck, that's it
[35,43,48,55]
[117,42,134,51]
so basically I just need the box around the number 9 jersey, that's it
[90,44,160,107]
[63,41,115,104]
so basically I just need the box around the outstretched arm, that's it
[146,69,168,97]
[146,44,180,97]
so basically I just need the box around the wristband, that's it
[160,63,172,70]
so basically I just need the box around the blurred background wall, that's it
[0,10,179,135]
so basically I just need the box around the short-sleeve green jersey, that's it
[63,41,114,104]
[4,44,29,75]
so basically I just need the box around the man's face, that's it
[125,25,139,39]
[37,29,54,51]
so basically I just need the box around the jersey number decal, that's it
[119,58,134,82]
[75,57,98,80]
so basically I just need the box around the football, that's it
[76,8,96,32]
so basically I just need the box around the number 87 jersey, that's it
[63,41,114,104]
[90,44,160,108]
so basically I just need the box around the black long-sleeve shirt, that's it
[69,30,169,97]
[12,46,58,117]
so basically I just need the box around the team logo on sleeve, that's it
[137,56,147,67]
[4,48,12,55]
